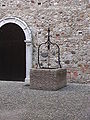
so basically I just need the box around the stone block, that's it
[30,68,67,90]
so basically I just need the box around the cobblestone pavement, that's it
[0,81,90,120]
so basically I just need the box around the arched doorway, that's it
[0,17,32,82]
[0,23,26,81]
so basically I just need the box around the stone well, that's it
[30,68,67,90]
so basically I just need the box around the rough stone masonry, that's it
[0,0,90,83]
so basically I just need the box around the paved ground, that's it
[0,81,90,120]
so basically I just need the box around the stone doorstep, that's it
[30,68,67,91]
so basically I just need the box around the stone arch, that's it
[0,17,32,83]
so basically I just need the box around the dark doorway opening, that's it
[0,23,26,81]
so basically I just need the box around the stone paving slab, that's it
[0,81,90,120]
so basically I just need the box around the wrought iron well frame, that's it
[38,28,62,69]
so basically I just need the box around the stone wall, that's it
[0,0,90,83]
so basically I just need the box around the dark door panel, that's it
[0,23,26,81]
